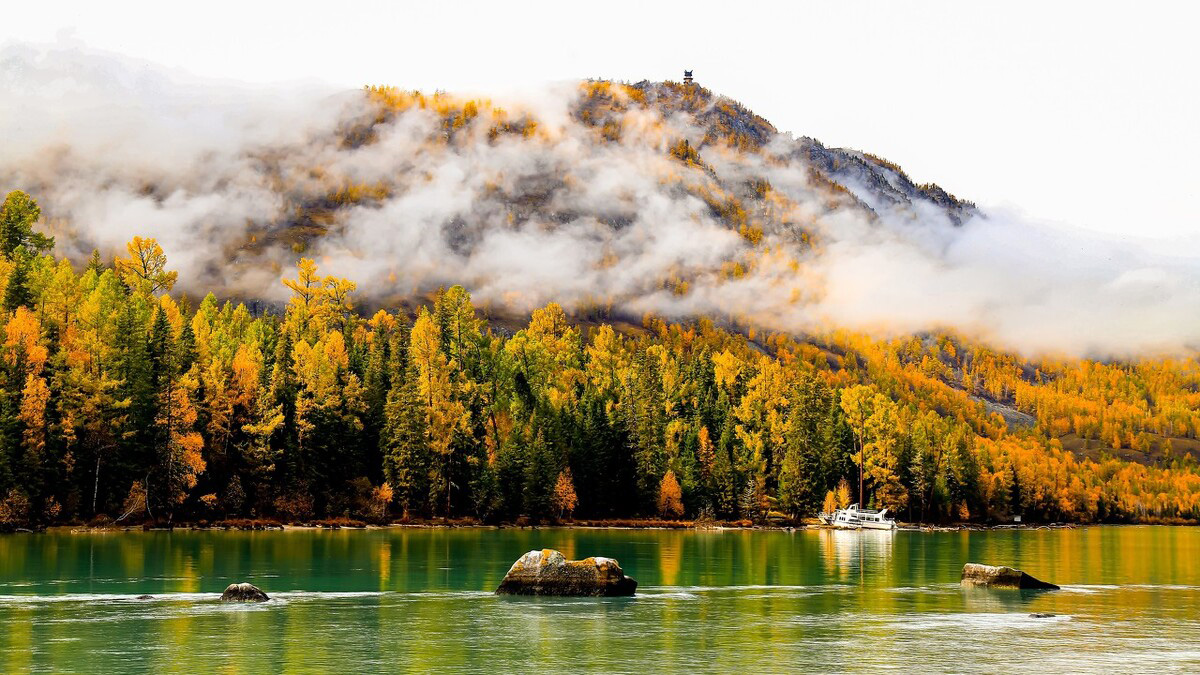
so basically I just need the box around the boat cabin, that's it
[824,504,897,530]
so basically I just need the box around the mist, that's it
[2,41,1197,359]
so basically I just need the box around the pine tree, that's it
[176,320,197,374]
[0,191,53,259]
[522,429,557,520]
[113,295,156,513]
[943,427,980,521]
[778,375,833,517]
[910,414,941,521]
[362,315,392,448]
[381,363,428,518]
[146,306,177,515]
[627,349,665,512]
[241,375,284,506]
[410,307,465,517]
[2,251,33,311]
[712,413,739,518]
[839,384,874,506]
[85,249,105,274]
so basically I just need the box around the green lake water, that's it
[0,526,1196,673]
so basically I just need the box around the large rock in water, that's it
[496,549,637,596]
[220,582,270,602]
[961,563,1059,590]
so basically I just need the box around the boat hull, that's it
[858,520,896,530]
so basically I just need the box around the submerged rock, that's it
[495,549,637,596]
[1029,613,1056,618]
[135,594,154,600]
[220,582,270,602]
[961,563,1059,590]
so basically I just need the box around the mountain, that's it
[0,52,1198,528]
[5,48,1197,356]
[7,68,982,325]
[256,79,980,285]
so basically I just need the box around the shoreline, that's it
[22,518,1192,535]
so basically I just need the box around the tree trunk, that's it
[858,438,865,507]
[144,471,154,518]
[92,454,101,515]
[445,457,452,519]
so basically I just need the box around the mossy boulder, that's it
[220,582,270,602]
[961,563,1058,590]
[496,549,637,596]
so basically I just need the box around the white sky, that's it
[5,1,1199,242]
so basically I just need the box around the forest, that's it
[0,189,1197,530]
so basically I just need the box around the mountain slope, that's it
[7,69,976,325]
[5,45,1197,356]
[0,53,1198,526]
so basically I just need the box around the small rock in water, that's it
[135,594,154,600]
[960,563,1059,590]
[496,549,637,596]
[220,582,270,603]
[1029,613,1056,618]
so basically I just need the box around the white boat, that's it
[818,504,897,530]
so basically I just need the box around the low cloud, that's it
[2,41,1197,358]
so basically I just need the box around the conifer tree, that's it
[628,349,666,511]
[522,429,557,520]
[0,191,54,259]
[86,249,105,274]
[381,362,428,518]
[2,250,33,312]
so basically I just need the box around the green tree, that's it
[0,191,54,259]
[86,249,105,274]
[2,251,33,311]
[381,362,429,518]
[522,429,557,520]
[627,349,666,511]
[778,375,834,517]
[839,384,875,505]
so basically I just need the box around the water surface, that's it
[0,526,1196,673]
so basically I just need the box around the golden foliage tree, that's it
[115,237,177,295]
[658,470,684,518]
[552,469,578,519]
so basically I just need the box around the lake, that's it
[0,526,1196,673]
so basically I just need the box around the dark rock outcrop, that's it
[793,138,977,227]
[220,582,270,602]
[961,563,1059,590]
[495,549,637,596]
[1029,613,1056,618]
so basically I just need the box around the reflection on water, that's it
[818,528,895,582]
[0,526,1196,672]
